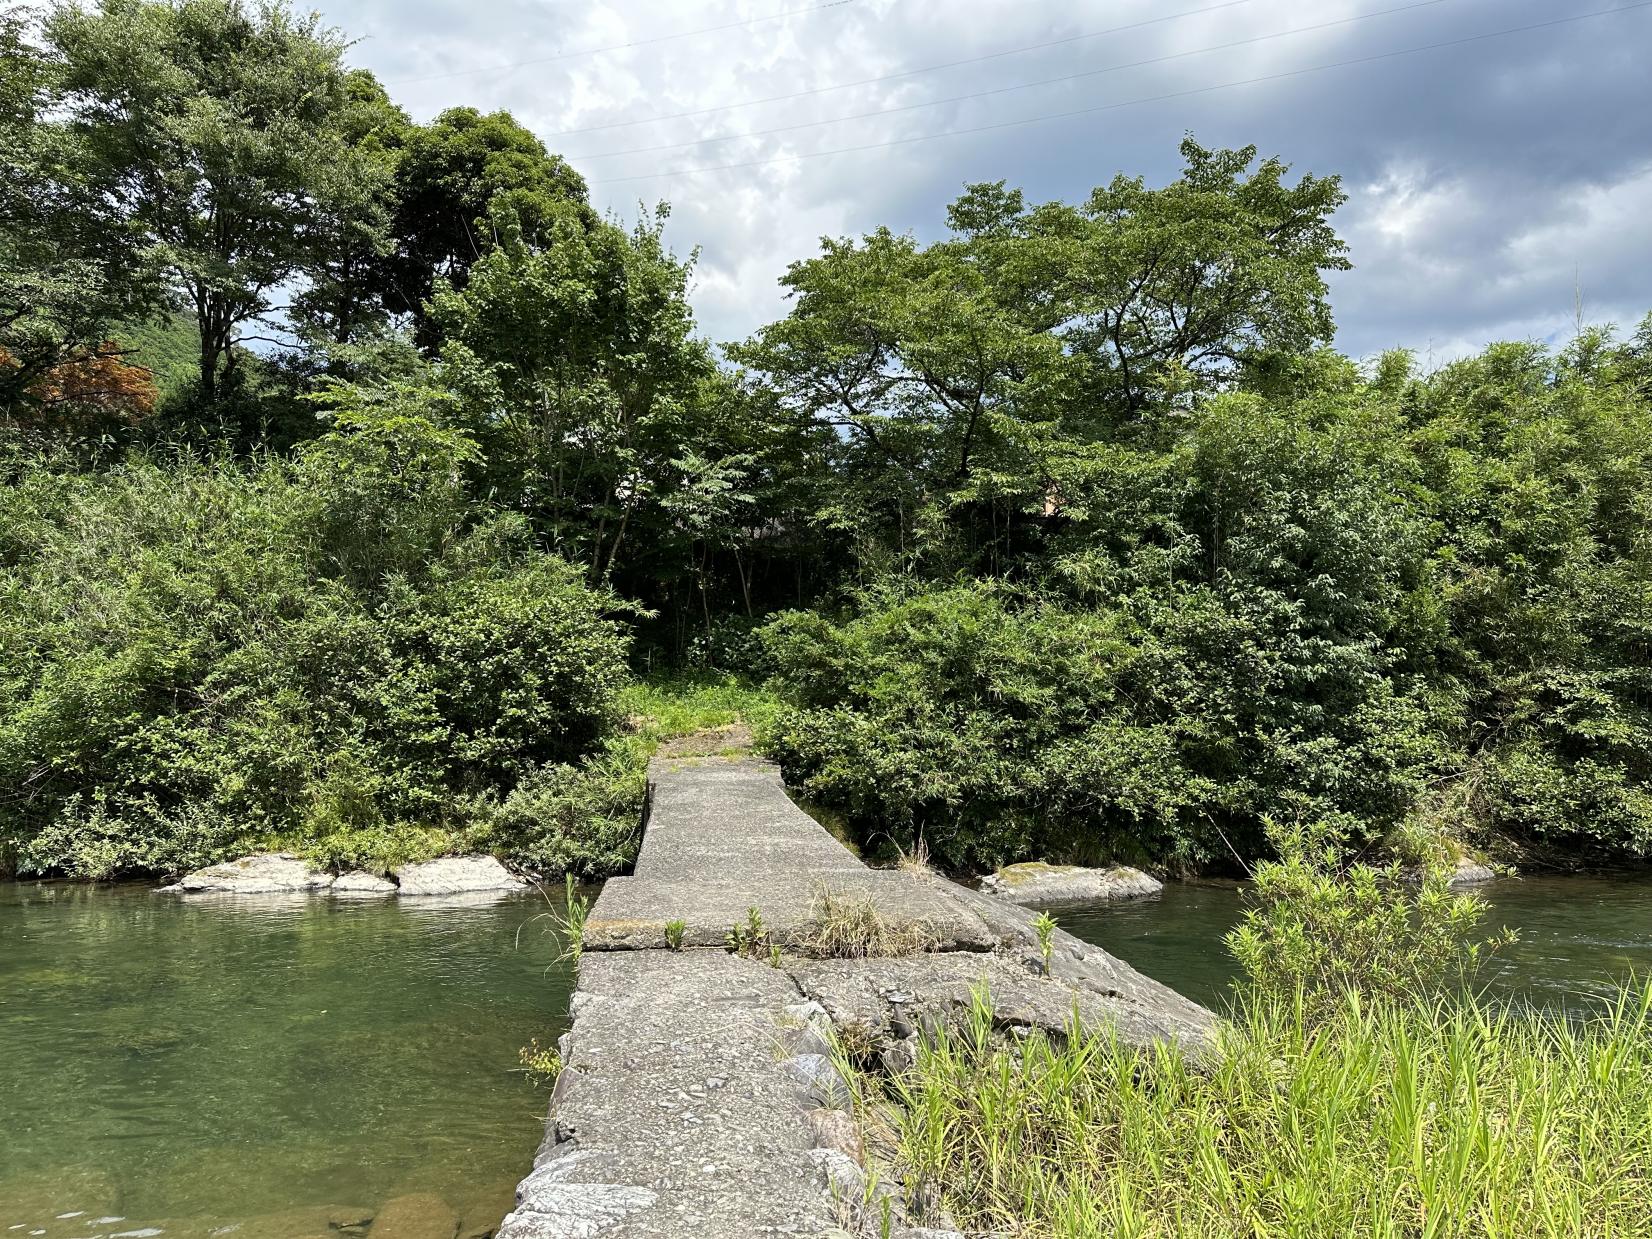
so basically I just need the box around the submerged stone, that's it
[371,1193,459,1239]
[980,861,1162,907]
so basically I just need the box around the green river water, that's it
[0,883,571,1238]
[2,874,1649,1234]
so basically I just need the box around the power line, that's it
[546,0,1265,138]
[588,2,1652,186]
[571,0,1455,160]
[387,0,857,87]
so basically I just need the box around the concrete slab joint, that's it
[505,755,1216,1238]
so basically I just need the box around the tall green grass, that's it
[873,986,1652,1237]
[615,672,782,746]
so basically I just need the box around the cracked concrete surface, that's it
[499,756,1215,1239]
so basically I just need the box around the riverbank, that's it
[857,985,1652,1237]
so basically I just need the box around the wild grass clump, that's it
[881,986,1652,1237]
[795,885,936,959]
[617,673,783,749]
[1228,817,1513,1024]
[531,873,591,963]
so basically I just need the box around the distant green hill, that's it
[114,312,200,398]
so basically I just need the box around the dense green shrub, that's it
[761,331,1652,873]
[1225,819,1504,1023]
[760,582,1431,872]
[0,422,632,878]
[761,585,1204,870]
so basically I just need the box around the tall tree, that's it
[47,0,360,398]
[430,200,707,578]
[0,7,157,416]
[379,107,591,349]
[731,139,1349,577]
[289,68,410,352]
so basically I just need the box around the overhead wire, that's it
[586,1,1652,185]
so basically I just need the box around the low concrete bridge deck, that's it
[498,757,1214,1239]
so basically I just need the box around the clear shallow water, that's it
[1063,874,1652,1015]
[0,882,573,1238]
[4,874,1648,1235]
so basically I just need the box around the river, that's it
[0,883,571,1237]
[1062,873,1652,1014]
[2,873,1648,1233]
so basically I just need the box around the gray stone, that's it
[165,852,332,894]
[499,1180,657,1239]
[807,1108,863,1161]
[1450,857,1498,886]
[393,854,525,896]
[806,1146,865,1201]
[980,861,1162,907]
[332,870,396,895]
[783,1053,853,1108]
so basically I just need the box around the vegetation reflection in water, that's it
[1062,874,1652,1015]
[0,882,573,1237]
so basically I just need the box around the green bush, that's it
[1226,818,1507,1023]
[0,427,632,878]
[474,745,648,880]
[759,578,1431,872]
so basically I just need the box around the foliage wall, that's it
[4,1,1649,878]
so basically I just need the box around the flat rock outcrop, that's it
[162,853,526,898]
[981,860,1163,906]
[393,854,526,896]
[333,870,397,894]
[164,852,333,894]
[504,756,1215,1238]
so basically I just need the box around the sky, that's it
[327,0,1652,362]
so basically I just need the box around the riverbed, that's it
[0,882,572,1237]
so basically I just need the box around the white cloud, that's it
[327,0,1652,354]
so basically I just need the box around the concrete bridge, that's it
[497,756,1215,1239]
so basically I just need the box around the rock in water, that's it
[1449,857,1498,886]
[392,855,526,896]
[370,1194,459,1239]
[163,852,333,894]
[332,870,397,895]
[980,861,1162,907]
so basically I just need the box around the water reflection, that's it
[0,881,572,1236]
[1061,874,1652,1015]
